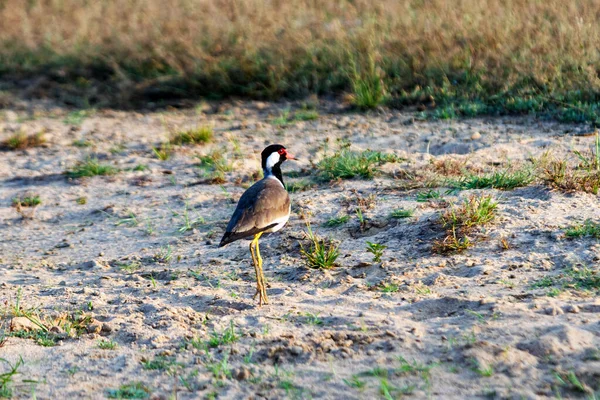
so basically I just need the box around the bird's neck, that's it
[264,165,284,186]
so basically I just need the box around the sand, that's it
[0,100,599,399]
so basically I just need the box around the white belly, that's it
[264,212,290,233]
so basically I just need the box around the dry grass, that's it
[542,160,600,194]
[539,135,600,194]
[1,131,46,150]
[1,0,600,114]
[433,195,498,254]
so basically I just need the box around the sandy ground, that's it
[0,100,599,399]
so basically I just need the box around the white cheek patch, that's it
[265,152,281,170]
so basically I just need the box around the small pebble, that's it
[545,306,564,316]
[564,305,580,314]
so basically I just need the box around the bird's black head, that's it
[261,144,296,184]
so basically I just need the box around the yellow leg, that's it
[255,235,269,304]
[249,240,262,302]
[250,232,268,306]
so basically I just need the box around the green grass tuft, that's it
[206,321,239,348]
[449,168,534,190]
[366,241,386,263]
[152,143,173,161]
[348,55,386,109]
[323,215,350,227]
[106,382,149,399]
[12,195,41,207]
[285,179,314,193]
[196,150,233,184]
[381,283,399,293]
[294,110,319,121]
[0,357,23,398]
[2,131,46,150]
[300,222,339,269]
[316,149,398,181]
[433,195,498,254]
[169,126,213,145]
[97,339,117,350]
[141,356,181,371]
[565,220,600,239]
[67,158,119,178]
[391,209,414,219]
[416,190,444,202]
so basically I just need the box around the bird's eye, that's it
[277,148,286,155]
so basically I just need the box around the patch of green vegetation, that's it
[471,361,494,377]
[546,287,562,297]
[67,158,119,178]
[554,371,589,394]
[348,55,386,109]
[76,197,87,205]
[299,222,339,269]
[116,211,139,227]
[152,143,173,161]
[106,382,149,399]
[206,354,232,381]
[2,131,46,150]
[541,135,600,194]
[200,321,239,349]
[64,110,92,126]
[0,357,23,399]
[531,276,554,288]
[416,190,444,202]
[12,195,41,207]
[361,366,389,378]
[153,245,173,263]
[565,220,600,239]
[141,356,180,371]
[566,266,600,292]
[391,209,414,219]
[433,195,498,254]
[285,179,314,193]
[380,283,399,293]
[406,81,600,126]
[541,159,600,195]
[315,148,398,181]
[302,312,323,326]
[366,241,386,263]
[169,126,213,145]
[294,109,319,121]
[343,375,366,389]
[278,377,307,398]
[175,202,204,234]
[531,265,599,295]
[323,215,350,227]
[9,330,57,347]
[396,356,437,382]
[72,139,93,147]
[449,168,534,190]
[441,195,498,229]
[97,339,117,350]
[196,150,233,184]
[133,164,148,172]
[271,109,291,126]
[110,143,126,154]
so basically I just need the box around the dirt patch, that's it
[0,101,599,399]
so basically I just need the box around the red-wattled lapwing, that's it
[219,144,296,306]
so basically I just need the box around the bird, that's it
[219,144,296,306]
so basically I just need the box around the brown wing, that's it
[219,178,290,246]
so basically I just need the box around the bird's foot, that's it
[253,287,269,306]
